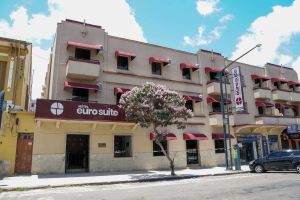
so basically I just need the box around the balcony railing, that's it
[253,87,271,99]
[207,80,231,95]
[255,115,300,125]
[66,57,100,80]
[208,112,234,126]
[271,89,292,101]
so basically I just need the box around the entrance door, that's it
[239,142,253,163]
[66,134,89,173]
[15,133,34,174]
[186,140,198,165]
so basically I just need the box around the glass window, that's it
[210,72,220,81]
[75,48,91,60]
[72,88,89,102]
[185,100,193,112]
[153,140,168,156]
[117,56,129,70]
[268,151,292,158]
[258,106,264,115]
[152,62,162,75]
[212,102,221,113]
[116,93,122,105]
[254,79,262,88]
[215,140,224,153]
[274,82,280,89]
[114,136,132,157]
[182,68,191,80]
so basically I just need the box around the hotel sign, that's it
[35,99,126,122]
[232,66,244,112]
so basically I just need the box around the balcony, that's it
[66,57,100,80]
[290,92,300,103]
[209,112,234,126]
[253,87,271,99]
[255,115,300,125]
[207,80,231,95]
[271,89,292,101]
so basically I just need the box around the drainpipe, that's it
[11,42,21,110]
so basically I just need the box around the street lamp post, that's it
[220,44,262,170]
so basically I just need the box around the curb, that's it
[0,171,249,192]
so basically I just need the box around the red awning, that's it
[204,67,229,74]
[287,81,300,86]
[275,103,297,109]
[207,97,231,104]
[271,77,289,83]
[115,50,136,60]
[255,102,274,107]
[180,63,199,71]
[184,95,202,102]
[64,81,100,90]
[66,41,102,50]
[149,132,177,140]
[251,74,270,81]
[114,88,130,95]
[149,57,171,66]
[183,133,208,140]
[212,133,234,140]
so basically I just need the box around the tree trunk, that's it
[154,128,176,176]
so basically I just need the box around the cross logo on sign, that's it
[50,102,64,115]
[235,97,243,105]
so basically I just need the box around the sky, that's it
[0,0,300,99]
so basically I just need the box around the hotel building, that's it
[30,19,300,174]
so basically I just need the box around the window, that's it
[278,108,285,116]
[292,108,299,116]
[114,136,132,157]
[293,151,300,156]
[258,106,264,115]
[0,61,7,91]
[210,72,220,81]
[274,82,280,89]
[75,48,91,60]
[153,140,168,156]
[117,56,129,70]
[185,100,193,112]
[268,151,292,158]
[182,68,191,80]
[116,93,122,105]
[152,62,162,75]
[72,88,89,102]
[212,102,221,113]
[289,85,295,91]
[214,140,224,153]
[254,79,262,88]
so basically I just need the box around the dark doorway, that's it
[66,134,89,173]
[15,133,34,174]
[186,140,199,165]
[239,142,254,164]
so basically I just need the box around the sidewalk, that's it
[0,165,250,191]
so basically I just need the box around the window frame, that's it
[182,68,191,80]
[151,62,162,75]
[117,56,129,70]
[72,88,89,102]
[75,48,91,60]
[214,140,225,154]
[114,135,132,158]
[153,140,168,156]
[185,100,194,112]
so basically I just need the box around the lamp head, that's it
[256,44,262,48]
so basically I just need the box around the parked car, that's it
[249,150,300,173]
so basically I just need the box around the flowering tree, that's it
[119,82,193,175]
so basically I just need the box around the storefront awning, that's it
[287,81,300,87]
[251,74,270,81]
[114,88,130,95]
[183,133,208,140]
[64,81,100,90]
[180,63,199,71]
[271,77,289,83]
[149,132,177,140]
[149,57,171,66]
[115,50,136,60]
[212,133,235,140]
[184,95,202,102]
[255,102,274,107]
[207,97,231,104]
[66,41,102,50]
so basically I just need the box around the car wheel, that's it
[296,164,300,174]
[254,165,264,173]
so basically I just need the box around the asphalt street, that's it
[0,172,299,200]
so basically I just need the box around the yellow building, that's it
[0,37,34,176]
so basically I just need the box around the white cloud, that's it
[231,0,300,68]
[183,24,227,46]
[196,0,220,16]
[0,0,146,99]
[276,54,293,65]
[219,14,234,23]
